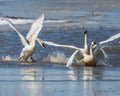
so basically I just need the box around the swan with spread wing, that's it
[42,31,120,66]
[68,32,120,67]
[4,14,45,62]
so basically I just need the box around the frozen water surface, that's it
[0,0,120,96]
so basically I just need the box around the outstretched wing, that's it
[43,41,83,51]
[36,38,45,48]
[94,46,108,61]
[4,18,28,46]
[26,14,44,43]
[99,33,120,45]
[66,50,83,67]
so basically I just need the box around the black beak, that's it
[93,41,97,45]
[42,43,46,48]
[84,30,88,34]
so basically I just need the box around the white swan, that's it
[43,31,120,66]
[66,41,108,66]
[66,32,120,66]
[4,14,45,62]
[70,41,97,66]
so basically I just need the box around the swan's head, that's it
[41,43,46,48]
[91,41,97,47]
[84,30,88,35]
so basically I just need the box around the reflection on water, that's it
[0,65,119,96]
[83,68,94,96]
[83,67,93,80]
[21,68,36,80]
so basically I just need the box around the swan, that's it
[43,30,120,66]
[66,40,108,66]
[66,32,120,67]
[70,41,97,66]
[4,14,45,62]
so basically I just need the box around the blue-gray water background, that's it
[0,0,120,96]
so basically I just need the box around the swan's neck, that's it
[84,33,88,54]
[90,44,93,57]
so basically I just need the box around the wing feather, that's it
[94,47,108,61]
[66,50,83,67]
[26,14,44,43]
[4,18,28,46]
[43,41,83,51]
[99,33,120,45]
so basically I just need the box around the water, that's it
[0,0,120,96]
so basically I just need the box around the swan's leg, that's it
[18,56,27,62]
[31,56,36,62]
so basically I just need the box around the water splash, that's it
[43,51,68,64]
[0,55,18,62]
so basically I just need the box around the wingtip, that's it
[41,13,45,20]
[42,43,46,48]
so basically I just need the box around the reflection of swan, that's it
[4,14,45,62]
[21,68,36,80]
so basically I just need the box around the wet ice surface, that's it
[0,0,120,96]
[0,65,120,96]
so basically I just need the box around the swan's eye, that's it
[93,41,96,45]
[92,41,96,45]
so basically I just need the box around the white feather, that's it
[66,50,81,67]
[26,14,44,43]
[43,41,82,51]
[99,33,120,45]
[4,18,28,46]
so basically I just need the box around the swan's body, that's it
[19,43,36,62]
[81,41,97,66]
[4,14,45,62]
[67,41,107,67]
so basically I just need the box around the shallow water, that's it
[0,0,120,96]
[0,65,120,96]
